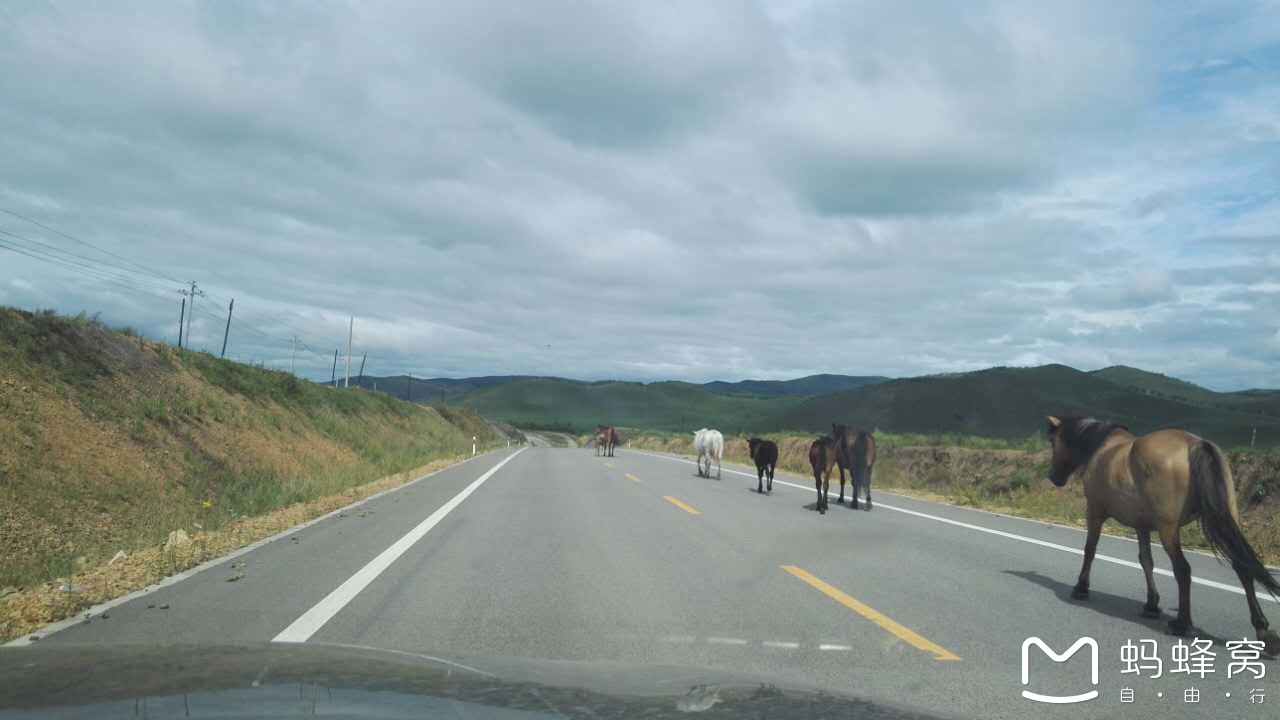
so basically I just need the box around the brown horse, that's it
[832,424,877,510]
[1046,415,1280,655]
[808,436,837,514]
[595,425,618,457]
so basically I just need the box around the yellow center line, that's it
[663,495,701,515]
[781,565,961,662]
[625,473,641,483]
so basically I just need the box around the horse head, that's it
[1046,415,1126,487]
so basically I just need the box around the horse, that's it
[808,436,837,513]
[1045,415,1280,655]
[832,424,877,510]
[693,428,723,479]
[595,425,618,457]
[747,438,778,494]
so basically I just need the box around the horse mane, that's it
[1060,416,1128,461]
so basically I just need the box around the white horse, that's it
[693,428,723,480]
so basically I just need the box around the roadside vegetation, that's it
[0,307,503,640]
[618,430,1280,564]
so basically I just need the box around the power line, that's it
[0,206,184,284]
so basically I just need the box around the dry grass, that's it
[0,454,469,642]
[0,307,502,618]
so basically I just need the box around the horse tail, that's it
[1190,440,1279,596]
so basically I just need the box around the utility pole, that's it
[177,296,186,348]
[331,349,338,387]
[344,316,353,388]
[358,352,367,385]
[220,298,234,358]
[181,281,204,351]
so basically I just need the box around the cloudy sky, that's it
[2,1,1278,389]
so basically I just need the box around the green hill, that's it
[700,374,888,397]
[456,377,801,434]
[769,364,1280,447]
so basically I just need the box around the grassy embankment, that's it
[618,430,1280,563]
[0,307,503,641]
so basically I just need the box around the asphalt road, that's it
[11,447,1278,719]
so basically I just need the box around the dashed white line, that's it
[819,643,853,651]
[762,640,801,649]
[706,637,749,646]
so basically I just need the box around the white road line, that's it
[626,450,1278,604]
[819,643,853,651]
[661,634,696,644]
[272,449,526,643]
[762,640,801,649]
[3,450,505,648]
[706,636,749,645]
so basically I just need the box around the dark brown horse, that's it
[747,438,778,494]
[833,424,877,510]
[595,425,619,457]
[1046,415,1280,655]
[808,436,837,513]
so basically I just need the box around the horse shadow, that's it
[1002,569,1228,645]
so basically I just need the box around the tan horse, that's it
[1046,415,1279,655]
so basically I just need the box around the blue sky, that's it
[0,1,1277,389]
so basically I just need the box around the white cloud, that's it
[0,0,1277,389]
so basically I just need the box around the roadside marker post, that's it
[472,436,477,456]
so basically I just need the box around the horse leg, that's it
[1234,565,1280,656]
[837,465,847,505]
[1158,523,1193,635]
[757,466,764,494]
[814,469,825,513]
[1138,530,1161,618]
[767,464,774,493]
[863,464,873,510]
[717,456,721,480]
[1072,511,1104,600]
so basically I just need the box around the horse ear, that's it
[1046,416,1062,432]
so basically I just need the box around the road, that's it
[12,447,1278,719]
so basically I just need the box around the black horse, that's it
[747,438,778,494]
[832,424,877,510]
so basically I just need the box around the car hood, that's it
[0,642,958,719]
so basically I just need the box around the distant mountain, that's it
[351,375,540,403]
[352,366,1279,447]
[1090,365,1280,420]
[768,364,1280,447]
[700,374,889,397]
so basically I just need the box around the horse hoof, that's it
[1261,629,1280,657]
[1167,619,1190,636]
[1141,606,1161,619]
[1070,586,1089,600]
